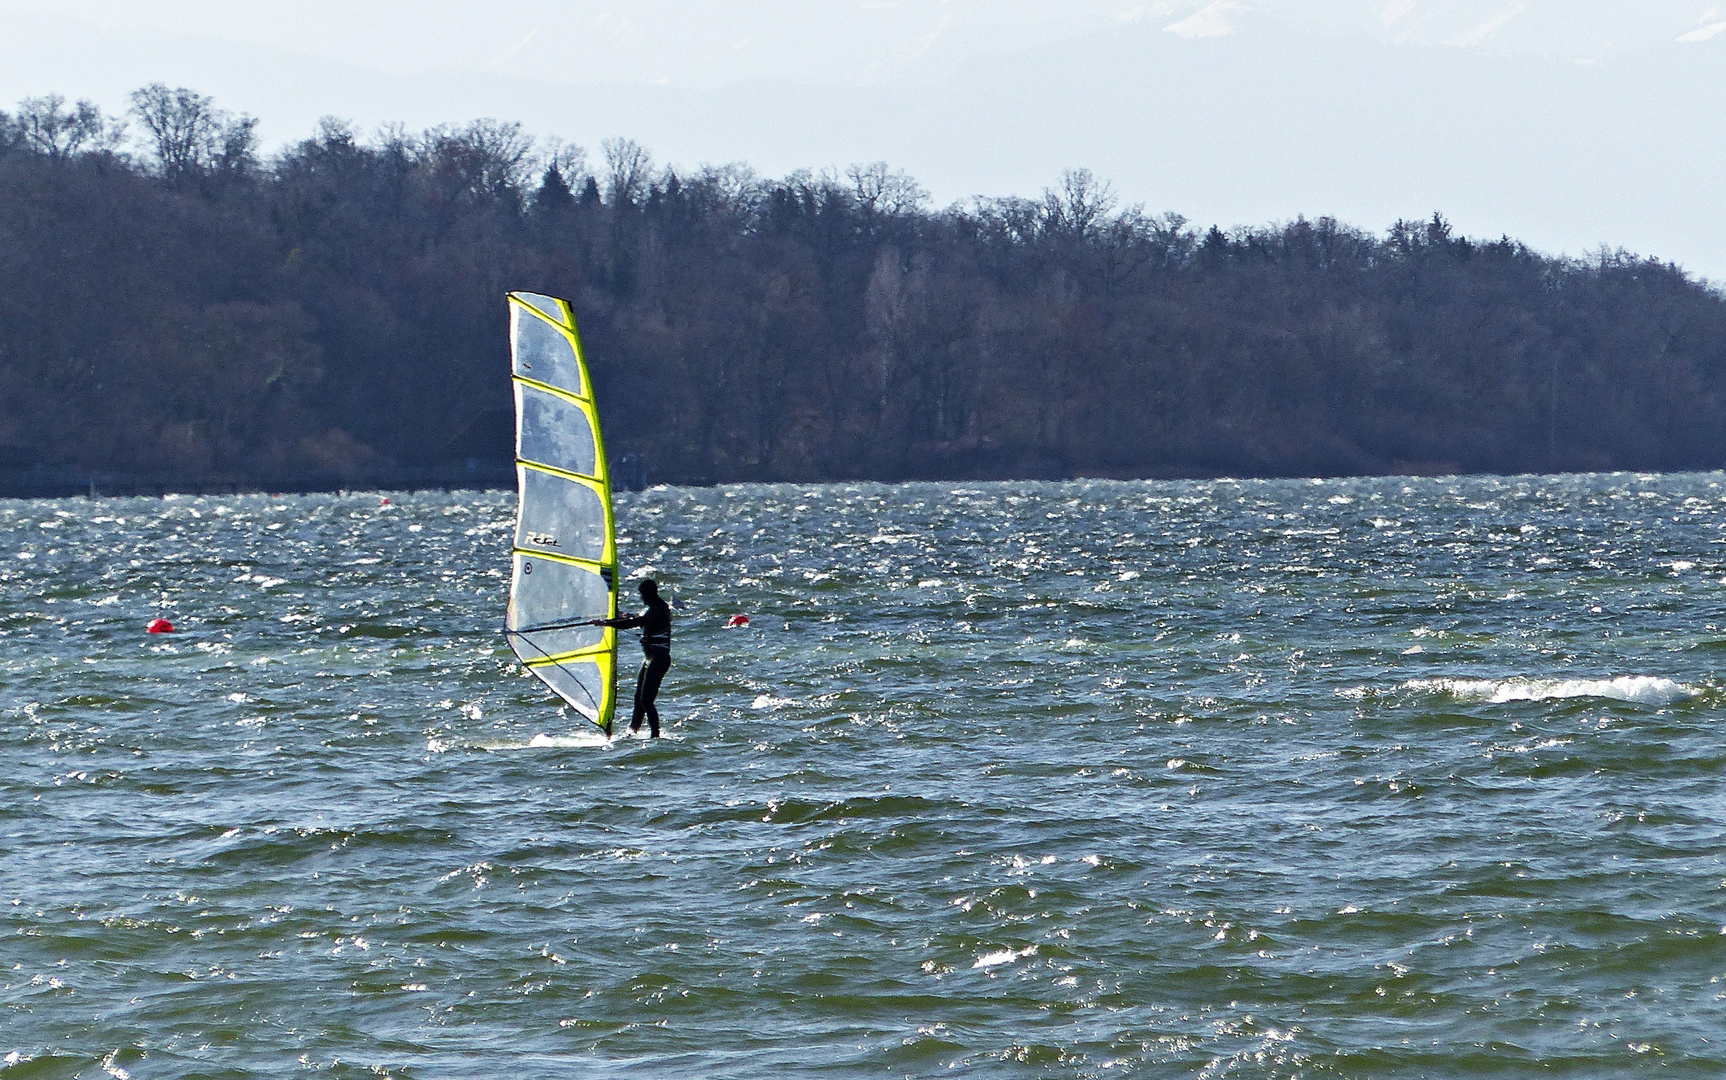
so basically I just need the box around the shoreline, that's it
[2,461,1717,501]
[0,464,517,500]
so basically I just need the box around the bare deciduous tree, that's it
[846,161,929,217]
[129,84,257,181]
[540,138,587,186]
[422,119,538,204]
[1041,168,1117,240]
[14,94,123,161]
[602,137,654,207]
[975,195,1043,247]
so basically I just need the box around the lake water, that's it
[4,474,1726,1078]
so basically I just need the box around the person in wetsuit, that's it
[590,578,672,737]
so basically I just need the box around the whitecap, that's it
[99,1049,131,1080]
[972,945,1036,969]
[453,731,613,751]
[1408,675,1698,706]
[526,731,611,748]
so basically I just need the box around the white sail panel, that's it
[516,293,565,326]
[504,291,618,733]
[517,384,599,477]
[512,304,586,395]
[531,658,611,720]
[509,556,612,642]
[515,469,609,563]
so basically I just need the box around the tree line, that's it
[3,86,1725,486]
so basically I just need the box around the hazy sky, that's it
[2,1,1723,278]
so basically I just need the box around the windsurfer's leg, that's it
[638,651,670,737]
[629,659,650,733]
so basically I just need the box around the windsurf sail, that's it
[503,291,619,734]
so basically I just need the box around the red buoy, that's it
[726,614,750,628]
[380,498,390,506]
[146,618,174,634]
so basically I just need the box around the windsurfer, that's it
[590,578,673,737]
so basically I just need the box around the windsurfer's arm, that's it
[588,612,646,628]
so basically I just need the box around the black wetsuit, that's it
[612,599,672,736]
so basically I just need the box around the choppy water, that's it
[5,473,1726,1078]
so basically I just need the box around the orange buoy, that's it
[726,614,750,628]
[146,618,174,634]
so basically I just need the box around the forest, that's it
[4,86,1726,490]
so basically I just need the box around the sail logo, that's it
[527,532,559,547]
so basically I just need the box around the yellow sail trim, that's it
[515,372,598,411]
[524,641,611,667]
[521,457,603,490]
[512,547,609,573]
[516,294,574,329]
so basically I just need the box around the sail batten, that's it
[504,292,619,734]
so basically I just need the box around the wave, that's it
[433,730,615,752]
[525,731,614,748]
[1407,676,1699,706]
